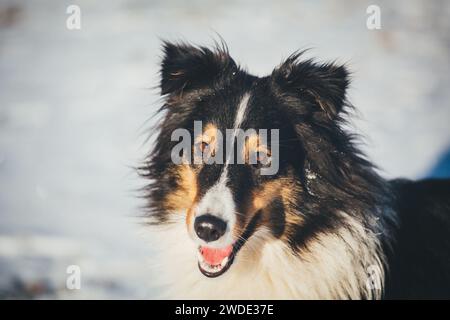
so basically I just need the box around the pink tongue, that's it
[200,245,233,265]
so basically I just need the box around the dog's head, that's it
[145,41,366,278]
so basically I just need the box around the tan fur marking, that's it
[165,165,198,226]
[242,134,270,163]
[194,123,218,162]
[252,180,284,211]
[249,178,304,238]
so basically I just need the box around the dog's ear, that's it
[160,41,237,95]
[272,52,350,119]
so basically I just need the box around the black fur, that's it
[385,178,450,299]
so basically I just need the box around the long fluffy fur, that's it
[141,41,450,300]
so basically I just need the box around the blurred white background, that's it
[0,0,449,298]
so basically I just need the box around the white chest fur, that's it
[150,212,385,300]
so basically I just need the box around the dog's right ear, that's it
[160,41,237,95]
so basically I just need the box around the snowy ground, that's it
[0,0,449,299]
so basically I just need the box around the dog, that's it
[141,41,450,299]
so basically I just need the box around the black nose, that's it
[194,214,227,242]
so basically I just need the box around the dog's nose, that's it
[194,214,227,242]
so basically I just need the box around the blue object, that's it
[427,147,450,178]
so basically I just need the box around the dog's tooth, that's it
[197,250,204,262]
[221,256,229,267]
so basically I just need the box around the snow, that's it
[0,0,449,299]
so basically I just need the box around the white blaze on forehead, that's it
[220,92,251,183]
[233,93,251,133]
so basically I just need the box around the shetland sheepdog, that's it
[141,41,450,299]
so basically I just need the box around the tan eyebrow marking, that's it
[194,123,218,161]
[243,134,271,163]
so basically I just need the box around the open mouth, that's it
[197,245,235,277]
[196,212,262,278]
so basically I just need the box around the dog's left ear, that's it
[271,53,350,119]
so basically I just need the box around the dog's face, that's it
[147,42,350,277]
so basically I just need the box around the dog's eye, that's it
[199,141,209,152]
[195,141,212,155]
[251,151,272,170]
